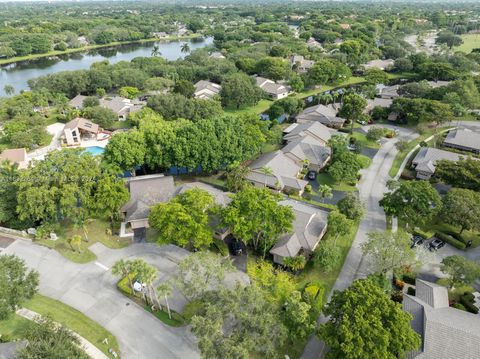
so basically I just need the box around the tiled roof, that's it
[295,104,346,126]
[194,80,222,99]
[412,147,464,174]
[175,182,232,206]
[270,199,328,257]
[283,121,332,143]
[282,136,331,167]
[64,117,99,133]
[444,129,480,152]
[255,77,289,95]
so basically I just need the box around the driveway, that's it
[3,239,200,359]
[301,125,418,359]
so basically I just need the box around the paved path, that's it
[3,240,200,359]
[301,126,418,359]
[16,307,110,359]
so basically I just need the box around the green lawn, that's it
[293,76,365,100]
[419,220,480,248]
[224,99,273,115]
[0,314,31,340]
[349,132,380,149]
[317,172,357,192]
[388,126,453,178]
[358,154,372,169]
[455,34,480,53]
[296,220,361,301]
[0,294,120,357]
[36,218,131,263]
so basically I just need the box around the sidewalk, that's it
[16,308,110,359]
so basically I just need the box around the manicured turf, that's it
[349,132,381,149]
[455,33,480,53]
[0,294,119,357]
[37,218,131,263]
[317,172,357,192]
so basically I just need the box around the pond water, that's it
[0,37,214,97]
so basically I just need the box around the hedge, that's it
[402,272,417,286]
[440,229,469,245]
[412,230,428,239]
[460,293,479,314]
[434,232,466,250]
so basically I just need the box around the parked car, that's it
[231,240,243,256]
[429,238,445,251]
[411,235,424,248]
[307,170,317,181]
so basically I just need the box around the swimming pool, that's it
[83,146,105,156]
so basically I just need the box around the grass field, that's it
[455,33,480,53]
[0,294,119,357]
[36,218,131,263]
[317,172,357,192]
[349,132,381,149]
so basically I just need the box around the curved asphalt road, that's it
[301,125,418,359]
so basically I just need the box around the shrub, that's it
[407,287,416,296]
[366,127,384,141]
[402,272,417,286]
[303,282,324,314]
[412,230,428,239]
[452,303,467,311]
[459,293,479,314]
[117,274,135,296]
[435,232,466,250]
[212,238,229,257]
[394,278,405,290]
[440,229,469,245]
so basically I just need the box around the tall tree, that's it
[93,170,130,224]
[319,278,421,359]
[220,73,262,109]
[0,255,39,319]
[337,192,364,220]
[362,230,419,277]
[103,130,146,175]
[440,255,480,289]
[221,186,294,257]
[338,93,367,134]
[435,157,480,191]
[172,251,235,302]
[191,284,287,359]
[149,188,215,250]
[440,188,480,234]
[283,290,316,339]
[379,180,442,229]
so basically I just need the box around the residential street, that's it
[301,126,418,359]
[2,239,201,359]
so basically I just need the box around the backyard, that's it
[455,33,480,53]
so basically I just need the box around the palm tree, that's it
[157,283,172,319]
[180,43,190,54]
[260,166,273,188]
[112,259,134,293]
[151,45,161,57]
[318,184,333,203]
[73,211,90,242]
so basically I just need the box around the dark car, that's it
[231,240,243,256]
[307,170,317,181]
[411,235,424,249]
[429,238,445,251]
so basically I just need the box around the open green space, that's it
[419,220,480,248]
[224,99,273,115]
[36,218,131,263]
[455,33,480,53]
[349,132,381,149]
[0,294,119,357]
[317,172,357,192]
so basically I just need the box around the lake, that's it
[0,36,214,97]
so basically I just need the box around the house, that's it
[245,151,308,195]
[306,37,323,49]
[175,182,232,240]
[77,36,89,46]
[403,279,480,359]
[291,55,315,73]
[209,51,226,59]
[283,121,332,146]
[270,199,328,265]
[295,104,346,129]
[193,80,222,100]
[443,129,480,154]
[61,117,99,146]
[365,98,393,113]
[282,136,331,172]
[120,174,176,237]
[153,32,168,38]
[0,148,29,169]
[376,84,400,99]
[411,147,464,179]
[69,95,143,120]
[363,59,395,71]
[255,76,290,100]
[427,80,451,89]
[99,97,143,121]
